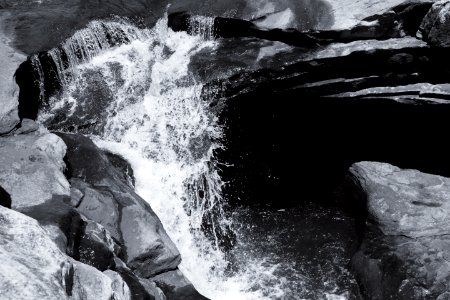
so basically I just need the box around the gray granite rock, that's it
[0,132,70,209]
[57,133,181,278]
[419,0,450,47]
[0,11,24,135]
[151,269,209,300]
[0,205,131,300]
[349,161,450,238]
[346,162,450,299]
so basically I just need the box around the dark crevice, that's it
[114,266,155,300]
[0,185,12,208]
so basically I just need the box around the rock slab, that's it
[57,133,181,278]
[0,205,131,300]
[346,161,450,299]
[0,132,70,209]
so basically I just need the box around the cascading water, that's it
[30,8,362,298]
[188,16,216,40]
[37,14,285,300]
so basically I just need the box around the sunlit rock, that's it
[57,133,181,278]
[0,205,131,300]
[346,162,450,299]
[0,132,69,209]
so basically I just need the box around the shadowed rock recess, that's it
[3,0,450,299]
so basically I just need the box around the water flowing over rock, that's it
[343,162,450,299]
[5,0,450,299]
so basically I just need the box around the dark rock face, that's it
[78,220,122,271]
[419,0,450,47]
[169,1,433,47]
[56,132,181,278]
[344,162,450,299]
[20,198,84,256]
[113,261,166,300]
[104,151,136,188]
[209,46,450,208]
[151,269,210,300]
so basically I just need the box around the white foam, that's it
[42,15,284,300]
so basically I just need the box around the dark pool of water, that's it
[230,202,362,299]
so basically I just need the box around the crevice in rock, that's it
[0,185,12,208]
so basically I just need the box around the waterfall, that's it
[188,16,216,40]
[38,15,283,300]
[30,18,149,88]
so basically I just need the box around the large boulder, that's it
[57,133,181,278]
[0,131,70,209]
[349,162,450,238]
[419,0,450,47]
[0,205,131,300]
[0,11,25,135]
[345,162,450,299]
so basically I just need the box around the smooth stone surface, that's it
[0,11,25,134]
[151,269,209,300]
[57,133,181,278]
[349,161,450,238]
[13,118,40,135]
[328,0,432,30]
[0,132,70,209]
[328,82,450,103]
[0,205,131,300]
[346,162,450,299]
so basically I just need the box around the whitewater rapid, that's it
[37,15,286,300]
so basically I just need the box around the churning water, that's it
[36,13,356,300]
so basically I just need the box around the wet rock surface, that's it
[151,269,209,300]
[57,132,181,278]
